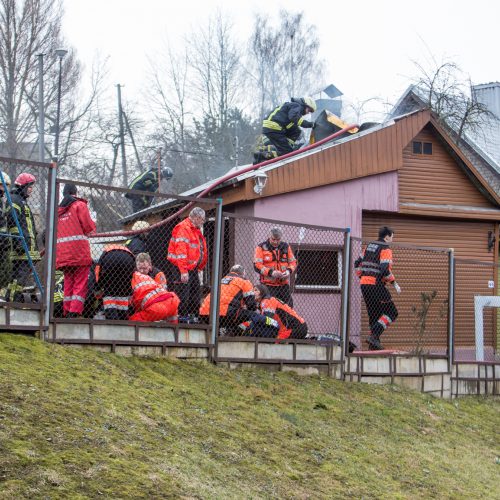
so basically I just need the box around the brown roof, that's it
[210,109,499,207]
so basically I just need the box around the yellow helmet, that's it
[132,220,150,231]
[302,96,317,113]
[1,171,11,186]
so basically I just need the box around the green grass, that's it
[0,334,498,499]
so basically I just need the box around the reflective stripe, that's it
[168,253,187,260]
[141,289,165,309]
[189,243,198,248]
[260,268,267,275]
[262,307,275,314]
[132,280,157,291]
[166,315,178,322]
[254,258,263,263]
[380,259,392,264]
[243,291,254,297]
[103,296,130,310]
[57,235,89,244]
[63,295,85,303]
[262,119,282,131]
[360,267,381,274]
[103,304,129,311]
[170,237,190,243]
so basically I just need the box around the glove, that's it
[393,282,402,294]
[265,316,279,328]
[312,122,317,129]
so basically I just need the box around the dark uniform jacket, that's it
[5,187,40,261]
[354,241,395,286]
[262,98,314,139]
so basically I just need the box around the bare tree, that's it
[188,10,242,130]
[412,60,494,143]
[0,0,77,157]
[248,11,326,118]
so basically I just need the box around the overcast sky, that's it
[63,0,499,115]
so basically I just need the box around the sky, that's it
[63,0,500,118]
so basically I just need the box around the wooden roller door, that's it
[361,213,497,352]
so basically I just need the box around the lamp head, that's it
[55,48,68,59]
[253,171,268,195]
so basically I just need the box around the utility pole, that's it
[116,84,128,185]
[233,135,239,167]
[37,54,45,162]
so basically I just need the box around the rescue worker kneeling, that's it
[130,271,179,322]
[199,264,257,334]
[240,283,308,339]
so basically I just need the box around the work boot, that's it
[367,335,384,351]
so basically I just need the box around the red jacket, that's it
[56,197,96,268]
[167,217,207,273]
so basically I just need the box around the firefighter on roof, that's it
[125,166,173,212]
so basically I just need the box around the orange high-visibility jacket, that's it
[254,240,297,286]
[260,296,305,339]
[167,217,207,274]
[200,272,256,317]
[131,271,176,312]
[354,241,395,286]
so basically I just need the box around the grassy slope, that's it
[0,335,498,499]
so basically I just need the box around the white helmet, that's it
[0,171,11,186]
[132,220,150,231]
[302,96,317,113]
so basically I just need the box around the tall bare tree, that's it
[248,11,326,118]
[0,0,105,171]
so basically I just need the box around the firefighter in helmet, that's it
[4,173,40,302]
[125,167,173,213]
[260,96,317,158]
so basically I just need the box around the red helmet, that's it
[14,173,36,186]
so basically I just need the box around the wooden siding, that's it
[399,126,497,209]
[362,213,498,351]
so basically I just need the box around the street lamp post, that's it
[53,48,67,160]
[44,47,67,332]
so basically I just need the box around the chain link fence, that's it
[49,178,218,325]
[217,213,348,341]
[348,237,450,354]
[0,157,52,306]
[454,259,499,362]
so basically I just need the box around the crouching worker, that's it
[130,271,179,322]
[199,264,257,334]
[249,283,308,339]
[95,244,136,320]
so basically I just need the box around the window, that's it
[412,141,433,155]
[291,245,342,292]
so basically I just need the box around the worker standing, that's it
[4,173,40,302]
[56,183,96,318]
[254,226,297,306]
[261,97,316,157]
[0,172,12,290]
[354,226,401,350]
[167,207,207,322]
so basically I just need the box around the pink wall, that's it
[252,171,399,237]
[229,171,399,337]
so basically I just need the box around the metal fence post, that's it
[209,199,224,354]
[340,227,351,364]
[43,162,57,334]
[447,248,455,371]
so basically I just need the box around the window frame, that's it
[290,243,343,294]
